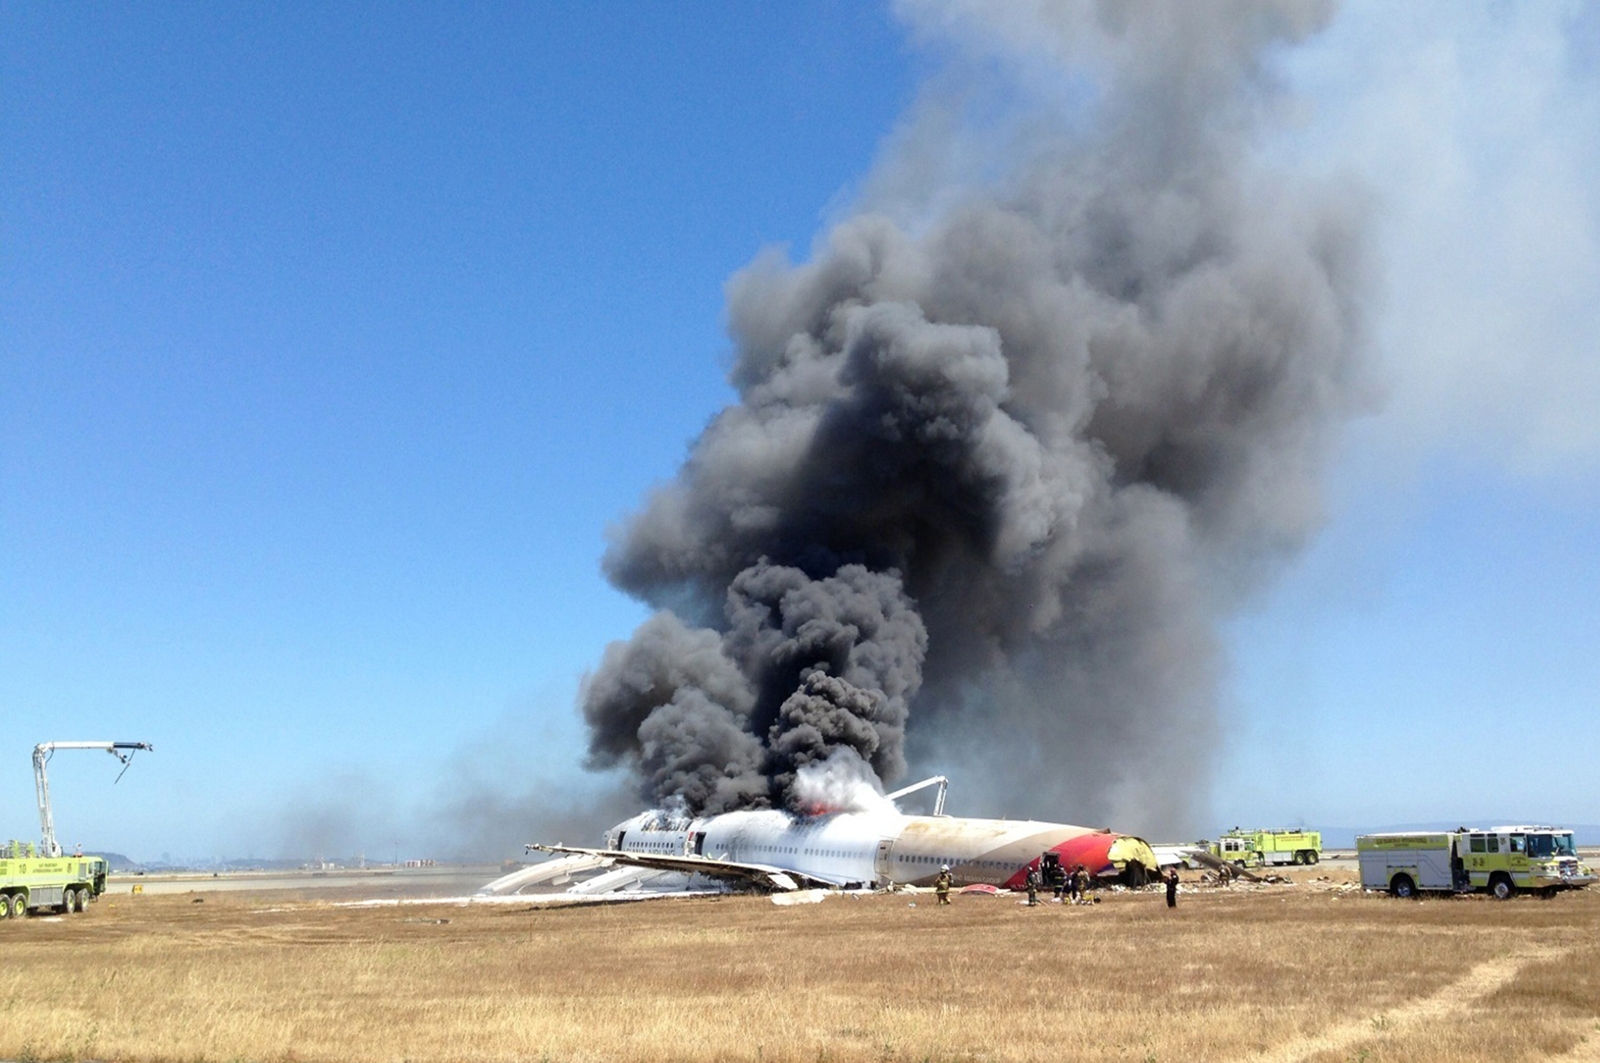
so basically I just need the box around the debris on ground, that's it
[959,883,1004,896]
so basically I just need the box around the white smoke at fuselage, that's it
[789,749,901,817]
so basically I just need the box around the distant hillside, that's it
[93,851,140,871]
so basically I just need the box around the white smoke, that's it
[790,749,900,817]
[1277,0,1600,475]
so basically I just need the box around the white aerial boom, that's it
[885,775,948,816]
[33,741,154,857]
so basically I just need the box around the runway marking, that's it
[1254,946,1566,1063]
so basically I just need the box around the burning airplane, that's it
[486,771,1161,897]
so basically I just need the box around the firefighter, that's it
[1070,864,1089,904]
[1048,857,1065,901]
[935,864,953,905]
[1025,865,1040,906]
[1165,866,1180,909]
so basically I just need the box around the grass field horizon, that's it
[4,869,1599,1062]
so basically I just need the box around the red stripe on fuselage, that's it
[1002,833,1119,889]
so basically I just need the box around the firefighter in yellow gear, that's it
[935,865,953,905]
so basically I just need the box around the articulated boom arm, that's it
[885,775,948,816]
[33,741,154,857]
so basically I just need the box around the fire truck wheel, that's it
[1490,874,1515,900]
[8,893,26,918]
[0,893,10,919]
[75,888,89,912]
[1308,851,1319,864]
[1390,874,1417,899]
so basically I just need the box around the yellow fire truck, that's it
[2,740,151,919]
[1358,826,1595,899]
[1207,828,1321,868]
[0,841,108,917]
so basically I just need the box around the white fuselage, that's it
[606,807,1156,889]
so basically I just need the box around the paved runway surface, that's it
[104,864,505,898]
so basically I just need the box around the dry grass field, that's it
[4,869,1600,1063]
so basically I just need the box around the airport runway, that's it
[103,864,505,898]
[99,848,1599,900]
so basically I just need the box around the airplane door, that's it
[690,832,706,856]
[874,839,894,885]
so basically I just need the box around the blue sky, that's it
[3,2,1597,860]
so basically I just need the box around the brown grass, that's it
[3,870,1600,1063]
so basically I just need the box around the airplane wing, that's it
[1168,845,1268,883]
[1150,844,1205,868]
[525,843,838,892]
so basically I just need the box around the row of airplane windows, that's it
[745,846,1014,869]
[744,844,865,858]
[900,856,1019,870]
[625,838,1017,871]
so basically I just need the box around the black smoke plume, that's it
[581,0,1370,832]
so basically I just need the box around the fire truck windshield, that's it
[1527,834,1577,859]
